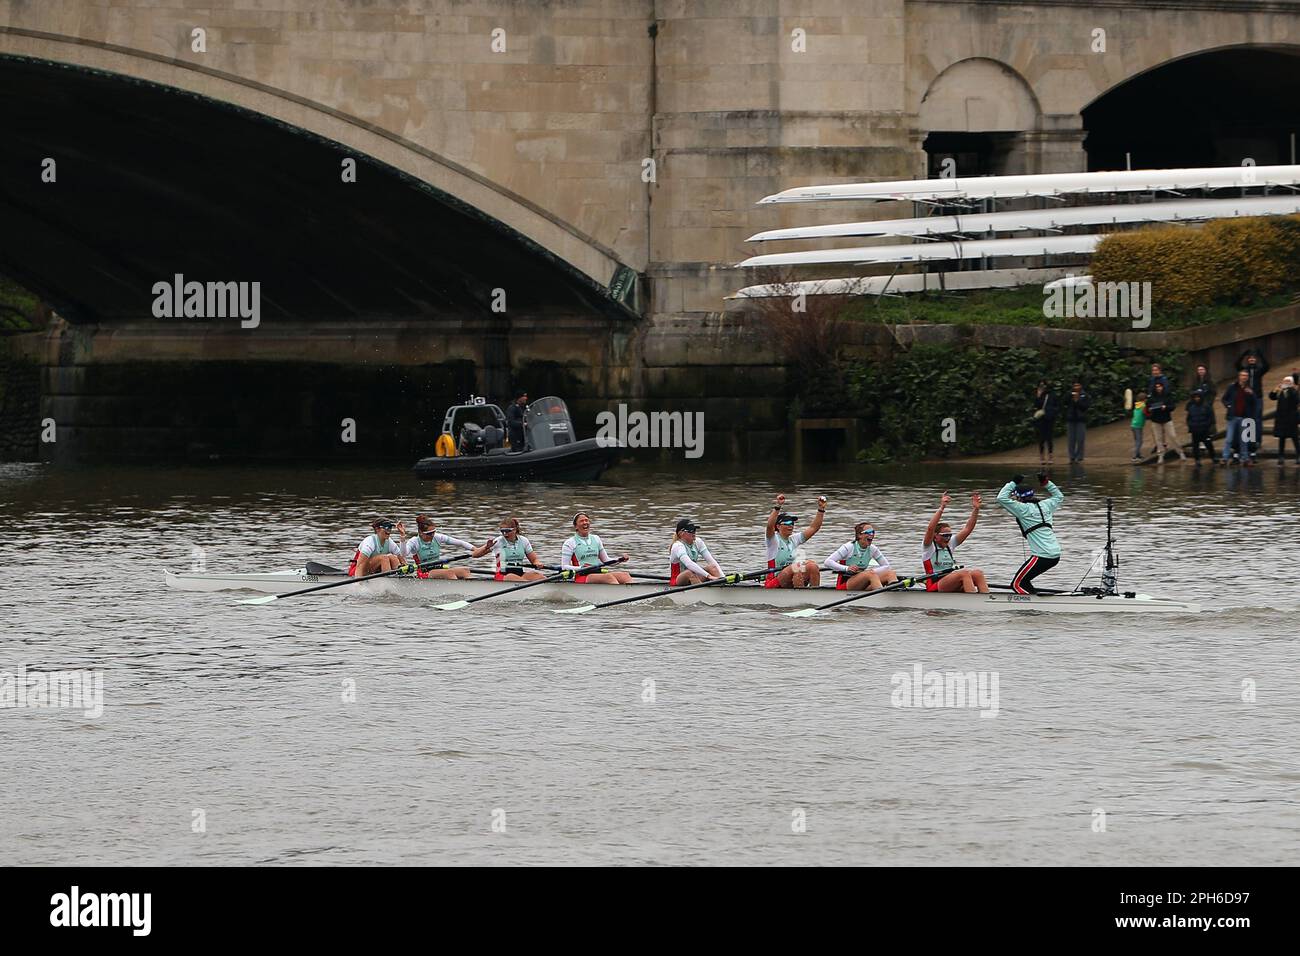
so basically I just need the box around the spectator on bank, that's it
[1146,382,1187,463]
[1065,381,1090,463]
[1146,363,1171,398]
[1186,391,1216,467]
[1221,370,1258,466]
[506,390,528,449]
[1238,349,1269,462]
[1032,381,1057,466]
[1190,364,1215,403]
[1129,390,1148,463]
[1269,375,1300,466]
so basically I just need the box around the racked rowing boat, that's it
[163,569,1201,614]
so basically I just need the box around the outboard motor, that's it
[481,424,504,451]
[457,421,486,456]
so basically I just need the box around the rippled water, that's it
[2,460,1298,865]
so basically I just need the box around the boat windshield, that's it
[524,396,576,449]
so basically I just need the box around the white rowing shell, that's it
[163,570,1201,614]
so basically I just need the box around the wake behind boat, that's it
[163,567,1201,614]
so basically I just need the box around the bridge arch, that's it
[1082,44,1300,170]
[0,29,633,322]
[917,57,1042,177]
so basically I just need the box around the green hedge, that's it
[841,339,1184,460]
[1092,214,1300,312]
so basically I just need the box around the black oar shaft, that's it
[455,561,612,605]
[584,569,768,611]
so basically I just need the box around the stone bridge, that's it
[3,0,1299,460]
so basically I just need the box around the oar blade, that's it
[783,607,820,618]
[238,595,279,606]
[553,604,597,615]
[435,600,470,611]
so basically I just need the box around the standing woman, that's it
[403,514,485,580]
[995,473,1065,594]
[562,512,632,584]
[1146,381,1187,463]
[921,492,988,593]
[1032,381,1058,466]
[822,521,898,591]
[668,519,723,585]
[1269,375,1300,465]
[764,493,827,588]
[491,517,546,580]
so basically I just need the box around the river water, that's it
[2,460,1297,865]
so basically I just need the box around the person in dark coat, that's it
[1032,381,1057,465]
[505,390,529,449]
[1238,349,1270,462]
[1064,381,1090,462]
[1190,364,1215,403]
[1146,381,1186,462]
[1145,363,1171,399]
[1269,375,1300,465]
[1185,391,1216,466]
[1220,370,1258,466]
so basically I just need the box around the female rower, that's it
[349,518,408,576]
[669,519,723,585]
[562,512,632,584]
[822,520,899,591]
[402,514,487,580]
[764,493,826,588]
[491,517,546,581]
[921,492,988,593]
[994,473,1064,594]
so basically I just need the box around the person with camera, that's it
[1269,375,1300,465]
[1032,381,1058,466]
[1064,382,1090,463]
[995,472,1064,594]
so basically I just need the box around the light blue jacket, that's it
[995,480,1063,558]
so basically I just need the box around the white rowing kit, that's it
[163,568,1200,614]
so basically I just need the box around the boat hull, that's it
[164,570,1201,614]
[412,438,619,481]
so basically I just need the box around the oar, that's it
[433,560,619,611]
[239,564,414,605]
[536,563,669,582]
[238,552,475,605]
[783,570,950,618]
[554,568,770,615]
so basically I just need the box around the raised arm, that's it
[765,493,786,537]
[923,493,951,547]
[955,493,981,546]
[804,495,827,540]
[470,536,495,559]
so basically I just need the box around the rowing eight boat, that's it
[163,569,1201,614]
